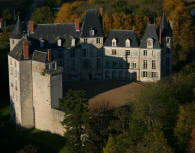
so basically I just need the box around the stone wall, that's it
[8,56,22,125]
[20,60,34,128]
[32,60,64,135]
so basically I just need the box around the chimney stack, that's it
[75,19,80,31]
[48,49,52,62]
[29,21,34,33]
[99,7,103,17]
[23,40,29,59]
[159,28,162,44]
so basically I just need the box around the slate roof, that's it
[29,23,80,44]
[32,50,47,62]
[140,24,161,49]
[9,38,35,60]
[157,15,172,37]
[32,48,64,62]
[80,9,104,38]
[10,17,23,39]
[104,30,139,47]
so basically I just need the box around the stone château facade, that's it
[8,9,172,135]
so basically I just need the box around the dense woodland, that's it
[0,0,194,153]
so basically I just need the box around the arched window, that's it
[112,38,117,47]
[125,39,130,48]
[147,38,153,48]
[57,39,62,47]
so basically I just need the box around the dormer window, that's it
[112,38,117,47]
[125,39,130,48]
[147,38,153,48]
[71,38,75,47]
[90,29,95,36]
[57,39,62,47]
[40,39,44,48]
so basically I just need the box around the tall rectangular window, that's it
[133,62,136,69]
[143,71,148,77]
[84,38,87,44]
[143,50,147,56]
[125,50,130,56]
[152,60,156,69]
[96,38,101,44]
[112,49,116,55]
[151,72,157,78]
[143,60,147,69]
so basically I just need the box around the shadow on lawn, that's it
[0,99,68,153]
[64,80,134,99]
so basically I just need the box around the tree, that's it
[31,6,54,24]
[163,0,194,70]
[54,2,86,23]
[2,8,12,21]
[136,130,173,153]
[103,13,112,37]
[60,90,90,153]
[174,102,195,152]
[103,135,116,153]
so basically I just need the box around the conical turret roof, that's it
[157,14,172,37]
[10,17,23,39]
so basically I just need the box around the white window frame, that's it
[143,50,147,56]
[112,38,117,47]
[57,39,62,47]
[96,38,101,44]
[147,38,153,48]
[152,60,156,69]
[125,39,130,48]
[143,60,147,69]
[84,38,87,44]
[133,62,136,69]
[90,29,95,36]
[71,39,75,47]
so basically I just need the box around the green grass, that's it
[0,99,69,153]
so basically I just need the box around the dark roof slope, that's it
[157,15,172,37]
[9,38,35,60]
[29,23,80,43]
[104,30,139,47]
[32,50,47,62]
[80,9,104,38]
[140,24,161,49]
[10,17,23,39]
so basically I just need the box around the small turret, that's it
[10,17,23,51]
[157,14,172,41]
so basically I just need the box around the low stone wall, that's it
[51,108,65,136]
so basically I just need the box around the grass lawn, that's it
[64,81,145,111]
[0,99,69,153]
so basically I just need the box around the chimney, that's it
[159,28,162,44]
[75,19,80,31]
[23,40,29,59]
[29,21,34,33]
[99,7,103,17]
[48,49,52,62]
